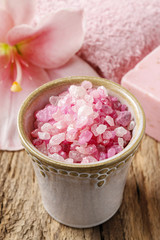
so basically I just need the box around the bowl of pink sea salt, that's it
[18,76,145,228]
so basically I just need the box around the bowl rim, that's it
[17,76,145,170]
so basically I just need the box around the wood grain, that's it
[0,135,160,240]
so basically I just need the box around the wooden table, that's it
[0,135,160,240]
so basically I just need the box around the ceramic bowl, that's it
[17,76,145,228]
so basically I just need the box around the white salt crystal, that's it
[65,158,74,163]
[91,124,99,136]
[38,131,50,140]
[103,131,112,140]
[82,156,98,163]
[128,120,135,131]
[105,116,114,126]
[97,86,108,96]
[115,127,127,137]
[41,123,52,132]
[81,80,92,89]
[96,124,107,134]
[78,105,93,117]
[69,85,86,98]
[48,145,62,153]
[118,137,124,147]
[49,153,64,162]
[84,94,94,104]
[49,133,65,145]
[49,96,60,105]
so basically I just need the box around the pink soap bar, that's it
[122,46,160,141]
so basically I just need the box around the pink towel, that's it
[36,0,160,83]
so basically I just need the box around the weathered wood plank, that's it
[0,135,159,240]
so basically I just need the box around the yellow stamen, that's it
[10,81,22,92]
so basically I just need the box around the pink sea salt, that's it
[31,81,135,163]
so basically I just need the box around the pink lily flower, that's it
[0,0,99,151]
[0,0,85,150]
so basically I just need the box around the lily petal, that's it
[0,54,10,69]
[0,9,14,42]
[0,64,50,150]
[7,10,84,69]
[5,0,35,25]
[47,56,99,80]
[0,0,6,10]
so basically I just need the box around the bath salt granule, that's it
[31,81,135,163]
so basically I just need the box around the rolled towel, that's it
[36,0,160,83]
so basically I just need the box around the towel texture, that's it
[36,0,160,83]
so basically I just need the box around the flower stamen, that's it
[10,81,22,92]
[10,59,22,92]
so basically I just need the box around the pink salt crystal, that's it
[65,158,74,164]
[32,138,43,146]
[95,101,102,110]
[103,131,112,140]
[86,144,97,154]
[78,130,93,144]
[114,145,123,154]
[82,156,98,163]
[70,141,82,149]
[66,129,77,142]
[97,144,106,152]
[123,131,132,141]
[38,131,50,140]
[128,120,135,131]
[31,129,39,138]
[103,140,110,145]
[97,86,108,97]
[78,105,93,117]
[118,138,124,147]
[96,124,107,135]
[105,116,114,126]
[90,89,100,98]
[49,96,60,105]
[53,120,68,130]
[61,141,70,153]
[69,85,86,98]
[99,152,107,161]
[36,142,47,155]
[115,127,127,137]
[36,105,57,122]
[97,135,103,143]
[49,153,64,162]
[92,112,99,120]
[59,151,67,159]
[41,123,52,132]
[58,95,72,108]
[76,116,88,129]
[48,145,62,154]
[52,109,63,121]
[81,80,92,89]
[69,151,85,162]
[102,105,113,115]
[49,133,65,145]
[113,101,121,110]
[76,144,97,155]
[91,124,99,136]
[81,158,89,164]
[121,104,128,111]
[86,117,94,126]
[108,147,116,158]
[84,94,94,104]
[116,111,131,127]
